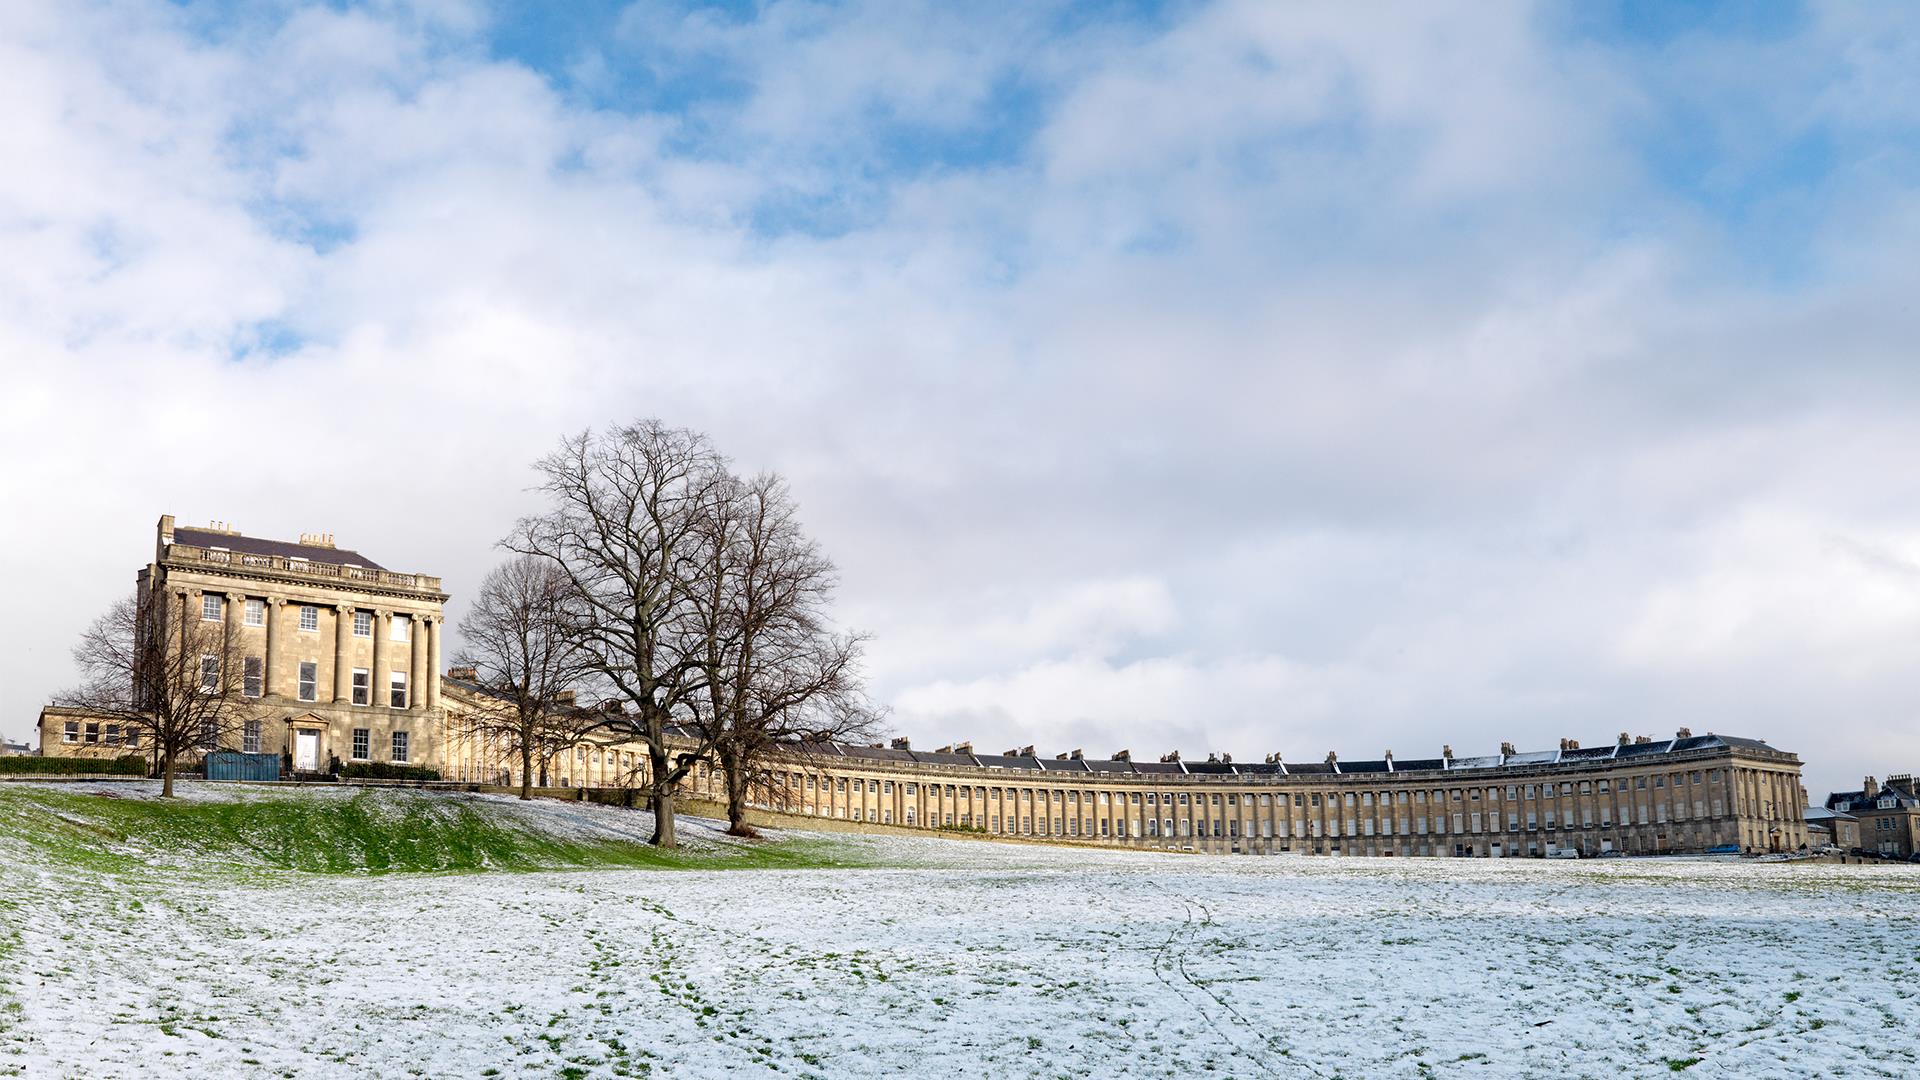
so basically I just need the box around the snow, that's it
[3,787,1918,1078]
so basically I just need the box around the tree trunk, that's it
[648,744,677,847]
[719,746,757,837]
[161,748,176,799]
[652,783,677,848]
[519,743,533,801]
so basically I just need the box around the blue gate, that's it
[205,752,281,782]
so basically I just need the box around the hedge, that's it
[0,755,149,776]
[339,762,442,781]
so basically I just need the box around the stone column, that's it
[264,598,283,698]
[371,609,389,708]
[333,604,353,703]
[410,613,428,711]
[425,616,442,710]
[224,592,245,693]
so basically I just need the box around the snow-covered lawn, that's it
[3,785,1917,1078]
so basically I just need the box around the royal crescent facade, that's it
[41,517,1810,857]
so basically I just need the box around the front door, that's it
[294,730,320,772]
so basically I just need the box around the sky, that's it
[2,1,1917,799]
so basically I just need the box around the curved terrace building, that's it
[436,683,1809,857]
[38,516,1809,859]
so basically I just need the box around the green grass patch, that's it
[0,786,865,877]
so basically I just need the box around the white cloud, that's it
[2,0,1918,799]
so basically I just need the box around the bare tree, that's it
[506,421,731,848]
[452,555,597,800]
[57,589,262,797]
[692,473,879,835]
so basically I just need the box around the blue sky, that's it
[3,0,1919,796]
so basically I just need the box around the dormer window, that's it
[1879,797,1897,809]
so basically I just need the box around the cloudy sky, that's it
[3,1,1917,797]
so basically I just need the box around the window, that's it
[63,721,79,743]
[242,720,262,754]
[351,669,370,706]
[243,656,263,697]
[124,727,140,747]
[85,722,100,743]
[202,594,223,621]
[298,661,317,702]
[299,605,318,632]
[391,730,410,762]
[354,611,372,637]
[391,615,409,642]
[200,655,220,694]
[244,598,264,627]
[351,728,370,760]
[390,671,408,709]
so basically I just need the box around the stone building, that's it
[435,698,1810,857]
[34,514,1810,859]
[1824,775,1920,858]
[38,515,447,774]
[1803,806,1859,852]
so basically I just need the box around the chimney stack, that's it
[447,666,477,681]
[1326,750,1338,764]
[954,741,973,755]
[1070,749,1084,760]
[1675,727,1692,739]
[1056,752,1071,761]
[1160,750,1181,763]
[1442,744,1453,761]
[890,737,911,751]
[1619,732,1631,746]
[1113,749,1131,761]
[1207,752,1220,764]
[1019,744,1035,758]
[1500,741,1515,757]
[553,690,576,707]
[1864,776,1880,799]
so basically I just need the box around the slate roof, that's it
[173,527,388,570]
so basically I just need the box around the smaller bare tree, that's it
[452,555,596,800]
[58,589,262,797]
[694,473,881,836]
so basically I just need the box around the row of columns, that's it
[183,587,441,711]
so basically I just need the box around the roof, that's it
[173,527,388,571]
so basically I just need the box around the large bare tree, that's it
[452,555,597,800]
[507,421,731,847]
[692,472,878,835]
[58,589,263,797]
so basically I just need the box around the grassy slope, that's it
[0,786,861,876]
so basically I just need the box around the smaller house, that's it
[1825,775,1920,859]
[0,739,32,757]
[1803,806,1858,852]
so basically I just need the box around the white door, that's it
[294,730,319,771]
